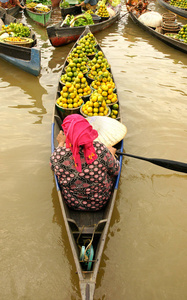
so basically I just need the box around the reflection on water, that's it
[0,3,187,300]
[0,62,47,124]
[51,184,80,299]
[123,15,187,65]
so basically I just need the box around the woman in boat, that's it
[15,0,25,9]
[0,0,9,8]
[76,0,98,11]
[126,0,148,16]
[50,114,120,211]
[51,0,61,9]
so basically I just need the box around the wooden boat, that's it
[47,6,121,47]
[25,5,52,26]
[157,0,187,19]
[51,27,126,300]
[3,0,24,16]
[127,9,187,53]
[0,7,41,76]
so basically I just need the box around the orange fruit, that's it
[65,82,72,88]
[62,86,68,92]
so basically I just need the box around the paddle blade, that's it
[117,152,187,174]
[147,158,187,174]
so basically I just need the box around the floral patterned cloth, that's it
[50,141,120,211]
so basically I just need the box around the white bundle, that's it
[36,3,48,8]
[0,33,10,39]
[138,11,162,28]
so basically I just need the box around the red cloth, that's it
[62,114,98,172]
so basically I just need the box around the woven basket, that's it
[162,12,176,22]
[80,105,111,118]
[162,21,179,28]
[162,21,180,33]
[82,92,92,102]
[106,99,118,107]
[56,102,84,118]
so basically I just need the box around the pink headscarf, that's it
[62,114,98,172]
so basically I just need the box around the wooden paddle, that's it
[116,151,187,174]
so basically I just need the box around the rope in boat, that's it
[84,225,96,258]
[77,224,97,270]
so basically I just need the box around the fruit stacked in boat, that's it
[56,31,119,119]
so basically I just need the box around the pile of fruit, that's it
[87,66,110,81]
[90,76,117,105]
[176,24,187,42]
[26,0,51,5]
[56,81,84,109]
[170,0,187,9]
[74,72,92,98]
[90,72,115,90]
[86,9,94,14]
[3,37,26,42]
[67,45,89,62]
[60,71,75,85]
[70,13,94,27]
[110,103,119,118]
[96,4,110,18]
[26,0,51,11]
[60,0,70,8]
[78,33,97,56]
[79,32,97,45]
[0,23,30,37]
[26,2,37,9]
[57,32,119,118]
[35,6,51,13]
[87,50,110,69]
[81,91,110,116]
[60,59,88,84]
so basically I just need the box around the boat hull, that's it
[25,8,52,26]
[0,44,41,76]
[129,11,187,53]
[47,9,120,47]
[157,0,187,19]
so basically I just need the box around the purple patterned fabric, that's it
[50,141,120,211]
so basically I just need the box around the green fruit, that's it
[67,72,73,77]
[66,67,72,72]
[113,104,119,110]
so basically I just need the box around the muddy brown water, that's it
[0,3,187,300]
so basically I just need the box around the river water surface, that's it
[0,2,187,300]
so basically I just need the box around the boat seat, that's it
[95,219,107,232]
[75,219,108,235]
[67,218,79,232]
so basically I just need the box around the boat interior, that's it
[53,108,120,271]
